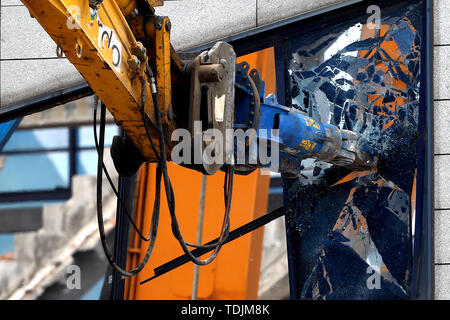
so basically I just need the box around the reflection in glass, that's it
[0,152,69,192]
[283,0,422,299]
[3,128,69,152]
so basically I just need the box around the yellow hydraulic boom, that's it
[21,0,177,161]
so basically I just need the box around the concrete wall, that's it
[1,0,448,299]
[0,154,118,300]
[0,0,346,107]
[432,0,450,301]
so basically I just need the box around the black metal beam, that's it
[140,207,285,285]
[112,173,138,300]
[411,0,434,300]
[0,189,71,203]
[0,82,93,124]
[0,207,43,233]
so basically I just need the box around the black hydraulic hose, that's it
[96,63,233,276]
[96,102,161,277]
[140,86,161,164]
[93,97,153,242]
[184,166,232,249]
[143,68,233,265]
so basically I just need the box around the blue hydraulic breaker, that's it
[232,62,377,176]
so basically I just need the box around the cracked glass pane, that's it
[283,0,423,299]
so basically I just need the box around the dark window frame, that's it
[0,125,117,203]
[187,0,434,300]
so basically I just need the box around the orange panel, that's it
[238,47,276,95]
[125,47,276,300]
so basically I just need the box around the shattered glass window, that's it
[282,0,423,299]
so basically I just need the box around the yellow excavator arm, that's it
[21,0,177,162]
